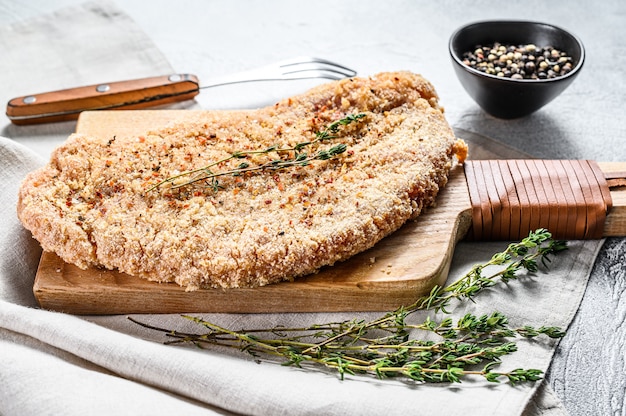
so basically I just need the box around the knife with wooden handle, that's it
[5,57,357,125]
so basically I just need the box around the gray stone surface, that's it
[1,1,624,414]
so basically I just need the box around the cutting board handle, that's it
[598,161,626,237]
[462,160,626,241]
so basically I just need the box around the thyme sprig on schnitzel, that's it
[148,113,366,192]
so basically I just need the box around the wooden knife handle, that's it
[5,74,200,125]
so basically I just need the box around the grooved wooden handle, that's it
[464,159,626,240]
[5,74,200,125]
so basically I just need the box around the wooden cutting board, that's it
[32,111,626,315]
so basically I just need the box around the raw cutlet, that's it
[17,71,467,290]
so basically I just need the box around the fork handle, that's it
[6,74,200,125]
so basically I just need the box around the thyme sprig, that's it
[130,229,568,384]
[148,113,366,192]
[415,228,568,313]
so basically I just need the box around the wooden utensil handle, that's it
[463,160,626,240]
[5,74,200,125]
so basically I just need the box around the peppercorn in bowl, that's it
[449,20,585,118]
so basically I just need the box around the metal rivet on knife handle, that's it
[23,96,36,104]
[96,84,110,93]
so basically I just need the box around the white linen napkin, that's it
[0,0,198,160]
[0,2,602,415]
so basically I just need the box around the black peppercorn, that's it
[461,42,574,80]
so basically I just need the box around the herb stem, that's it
[148,113,366,192]
[130,229,567,385]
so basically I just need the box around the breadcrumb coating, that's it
[17,72,467,290]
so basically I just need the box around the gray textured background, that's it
[1,1,624,414]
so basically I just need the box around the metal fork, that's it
[6,56,357,125]
[199,56,357,88]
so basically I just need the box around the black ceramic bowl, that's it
[449,20,585,118]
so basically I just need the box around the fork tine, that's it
[278,56,357,77]
[280,69,353,81]
[200,57,356,89]
[281,66,356,79]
